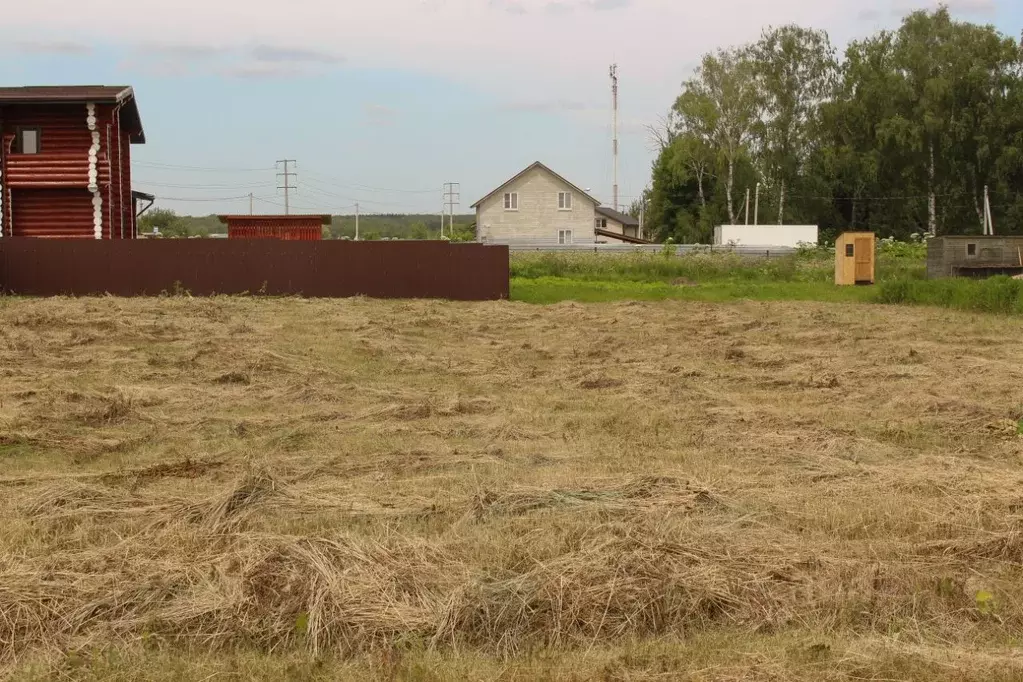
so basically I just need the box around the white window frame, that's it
[17,127,40,155]
[595,218,607,229]
[503,192,518,211]
[558,191,572,211]
[558,229,573,245]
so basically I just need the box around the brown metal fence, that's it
[0,239,509,300]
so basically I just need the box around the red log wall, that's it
[223,215,325,241]
[0,103,136,239]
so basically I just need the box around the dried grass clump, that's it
[465,475,706,521]
[436,537,769,652]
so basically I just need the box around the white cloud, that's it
[5,0,996,193]
[363,103,399,127]
[250,45,344,64]
[2,0,871,99]
[11,40,92,55]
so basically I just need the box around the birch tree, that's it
[751,25,837,225]
[677,49,760,225]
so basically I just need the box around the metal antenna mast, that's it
[610,63,619,212]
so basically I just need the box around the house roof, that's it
[0,86,145,143]
[0,85,135,102]
[595,206,639,227]
[470,161,600,208]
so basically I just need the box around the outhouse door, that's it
[854,237,872,282]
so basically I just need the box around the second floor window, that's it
[558,192,572,210]
[16,128,40,154]
[504,192,518,210]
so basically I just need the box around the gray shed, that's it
[926,236,1023,279]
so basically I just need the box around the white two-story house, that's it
[472,162,603,245]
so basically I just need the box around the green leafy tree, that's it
[138,208,181,237]
[751,25,837,224]
[646,7,1023,243]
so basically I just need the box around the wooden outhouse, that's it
[835,232,875,285]
[0,86,146,238]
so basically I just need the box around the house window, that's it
[558,192,572,210]
[559,229,573,245]
[503,192,518,210]
[16,128,40,154]
[595,218,607,229]
[845,244,855,257]
[967,243,977,257]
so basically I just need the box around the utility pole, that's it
[276,159,297,216]
[744,188,750,225]
[355,202,360,241]
[443,182,460,236]
[249,193,254,216]
[610,63,619,212]
[639,201,645,241]
[754,182,761,226]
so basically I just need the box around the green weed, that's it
[876,276,1023,315]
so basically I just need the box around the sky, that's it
[1,0,1020,216]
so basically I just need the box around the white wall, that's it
[596,215,624,235]
[713,225,818,248]
[476,166,598,244]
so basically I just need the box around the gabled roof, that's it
[0,86,145,144]
[471,161,600,209]
[595,205,639,227]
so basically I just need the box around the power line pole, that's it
[610,63,619,212]
[443,182,460,236]
[355,202,360,241]
[276,159,297,215]
[249,192,254,216]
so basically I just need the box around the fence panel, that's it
[0,239,509,300]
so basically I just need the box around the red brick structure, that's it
[0,86,147,238]
[218,214,329,241]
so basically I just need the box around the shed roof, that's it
[0,86,145,143]
[217,214,332,224]
[595,206,639,227]
[471,162,600,209]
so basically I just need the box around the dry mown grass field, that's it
[1,295,1023,681]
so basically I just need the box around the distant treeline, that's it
[139,210,476,240]
[646,7,1023,244]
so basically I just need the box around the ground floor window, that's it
[558,229,573,245]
